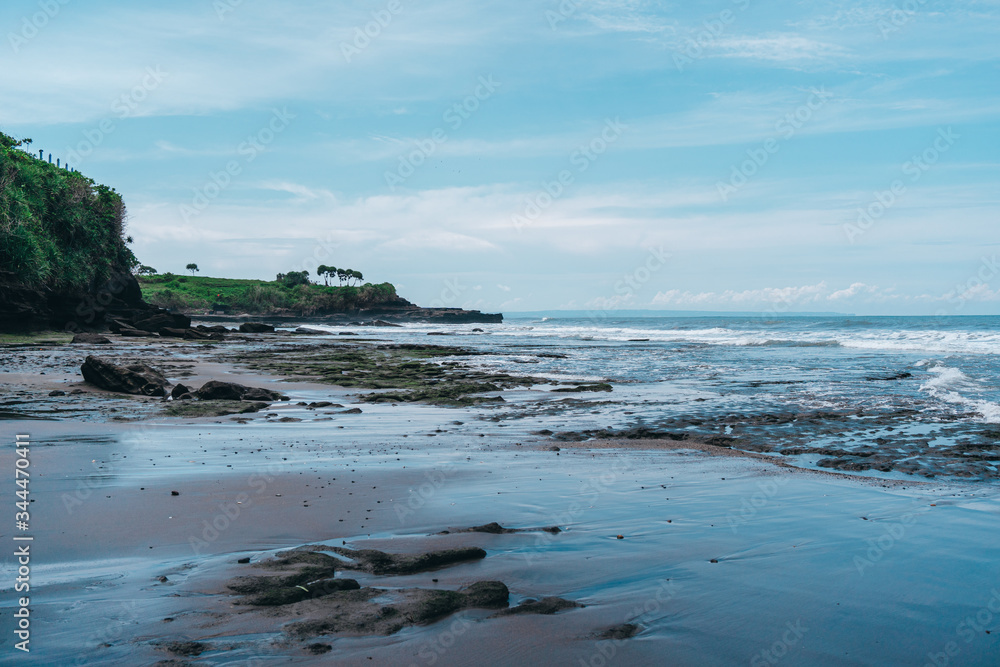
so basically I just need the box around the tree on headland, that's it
[278,270,310,287]
[136,265,157,276]
[186,263,199,276]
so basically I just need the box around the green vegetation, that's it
[0,132,135,291]
[234,342,545,405]
[139,273,399,315]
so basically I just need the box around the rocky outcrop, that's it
[0,271,184,334]
[239,322,275,333]
[80,356,169,396]
[194,380,286,402]
[71,333,111,344]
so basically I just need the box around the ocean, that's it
[305,315,1000,480]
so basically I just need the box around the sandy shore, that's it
[2,331,999,665]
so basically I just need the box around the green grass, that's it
[0,132,135,292]
[139,274,400,315]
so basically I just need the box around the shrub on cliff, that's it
[0,132,136,292]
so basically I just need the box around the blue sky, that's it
[2,0,998,314]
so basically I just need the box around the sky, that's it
[1,0,998,315]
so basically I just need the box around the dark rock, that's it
[866,372,913,381]
[237,557,251,564]
[81,356,169,396]
[239,322,275,333]
[306,643,333,655]
[325,545,487,575]
[133,312,191,332]
[340,408,363,414]
[48,390,66,396]
[495,597,583,616]
[598,623,640,640]
[71,332,111,345]
[552,383,613,393]
[338,331,357,336]
[195,380,285,402]
[162,641,207,657]
[170,384,192,399]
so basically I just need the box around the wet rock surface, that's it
[80,356,169,397]
[222,542,581,641]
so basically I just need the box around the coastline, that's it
[2,327,998,665]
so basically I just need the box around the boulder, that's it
[195,380,285,402]
[80,356,169,397]
[239,322,275,333]
[133,312,192,332]
[196,325,230,334]
[71,333,111,345]
[159,327,188,338]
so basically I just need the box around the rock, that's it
[295,327,331,335]
[338,331,357,336]
[306,644,333,655]
[866,372,912,381]
[71,332,111,344]
[472,328,484,332]
[239,322,275,333]
[195,380,286,402]
[170,384,192,399]
[340,408,363,414]
[48,390,66,397]
[237,557,251,564]
[372,319,402,327]
[598,623,640,640]
[81,356,169,397]
[158,327,187,338]
[495,597,583,616]
[196,325,229,334]
[133,312,191,332]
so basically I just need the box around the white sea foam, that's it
[919,364,1000,423]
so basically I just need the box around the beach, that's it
[2,317,999,665]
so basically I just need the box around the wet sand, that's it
[2,333,999,665]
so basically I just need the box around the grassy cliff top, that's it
[0,132,135,291]
[140,274,400,316]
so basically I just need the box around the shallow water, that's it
[4,415,999,666]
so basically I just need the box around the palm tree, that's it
[186,263,199,276]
